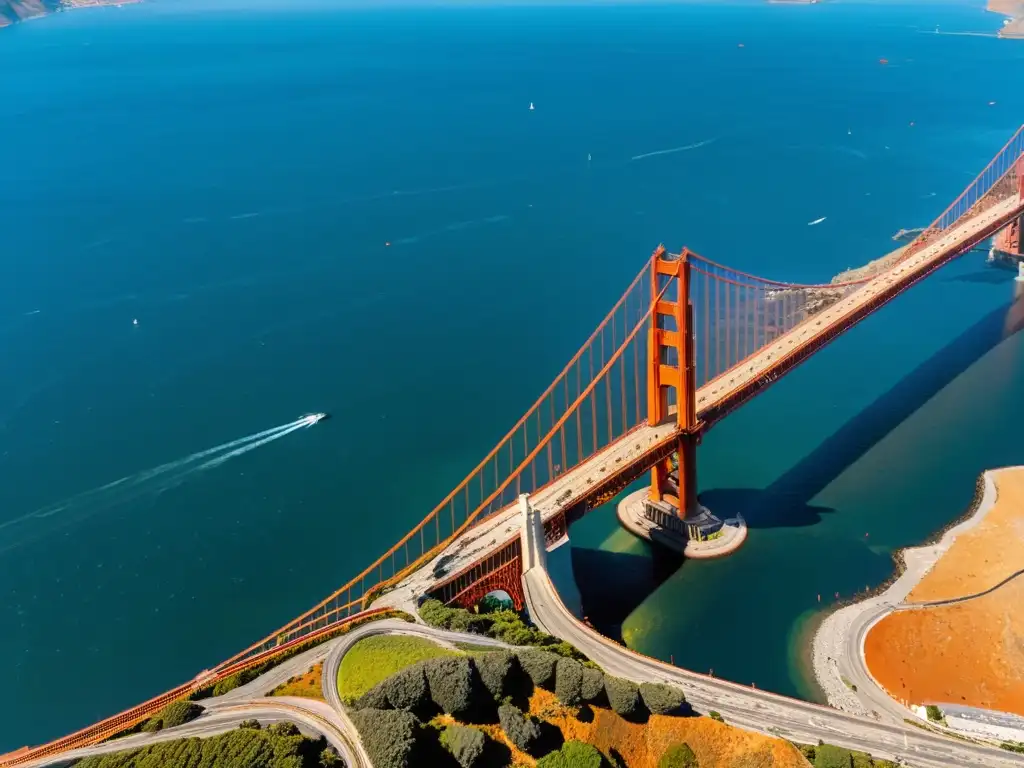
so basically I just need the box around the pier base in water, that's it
[616,488,747,559]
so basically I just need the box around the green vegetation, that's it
[798,743,898,768]
[137,701,204,733]
[418,599,598,668]
[1001,741,1024,754]
[925,704,943,723]
[191,608,415,702]
[338,634,458,704]
[74,721,337,768]
[440,724,487,768]
[639,682,687,715]
[554,657,584,706]
[603,676,640,718]
[658,742,698,768]
[498,703,542,753]
[346,635,690,768]
[349,709,421,768]
[269,662,324,700]
[707,711,723,722]
[536,740,605,768]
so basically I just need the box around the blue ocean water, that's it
[1,0,1023,750]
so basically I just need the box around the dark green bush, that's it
[354,683,393,711]
[498,703,541,753]
[75,721,327,768]
[707,710,723,722]
[239,719,262,730]
[518,649,559,689]
[658,742,698,768]
[440,724,486,768]
[350,708,421,768]
[814,743,853,768]
[384,662,430,711]
[555,657,584,706]
[581,667,605,702]
[925,705,943,722]
[604,676,640,717]
[270,722,301,737]
[476,651,517,700]
[537,739,605,768]
[319,748,343,768]
[140,718,162,733]
[639,682,686,715]
[158,700,203,728]
[425,656,474,716]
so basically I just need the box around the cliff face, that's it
[0,0,135,28]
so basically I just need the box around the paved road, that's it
[522,568,1024,768]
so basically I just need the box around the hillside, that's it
[0,1,137,28]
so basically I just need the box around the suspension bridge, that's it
[5,125,1024,766]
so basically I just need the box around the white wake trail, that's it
[0,417,314,552]
[631,138,717,161]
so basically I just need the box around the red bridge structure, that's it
[4,125,1024,765]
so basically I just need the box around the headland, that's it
[988,0,1024,38]
[813,467,1024,737]
[0,0,138,29]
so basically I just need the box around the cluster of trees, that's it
[140,702,204,734]
[349,646,689,768]
[418,599,593,665]
[798,742,898,768]
[74,721,340,768]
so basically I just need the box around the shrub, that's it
[604,676,640,717]
[659,742,698,768]
[498,703,541,753]
[518,649,559,689]
[555,658,584,706]
[140,718,162,733]
[158,701,203,728]
[354,683,393,711]
[925,705,943,722]
[350,708,421,768]
[269,722,300,737]
[476,651,517,700]
[440,724,486,768]
[384,662,431,712]
[537,739,605,768]
[425,656,474,716]
[814,744,853,768]
[639,682,686,715]
[581,668,604,702]
[320,748,343,767]
[707,711,723,722]
[239,719,262,730]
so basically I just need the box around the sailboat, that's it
[529,102,535,111]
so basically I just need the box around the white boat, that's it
[807,216,827,226]
[529,102,535,111]
[303,412,329,425]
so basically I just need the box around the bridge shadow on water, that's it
[572,283,1024,640]
[702,285,1024,530]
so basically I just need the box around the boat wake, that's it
[0,415,323,554]
[631,138,717,161]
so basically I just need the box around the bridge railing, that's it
[905,124,1024,255]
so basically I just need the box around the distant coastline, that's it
[0,0,138,29]
[987,0,1024,38]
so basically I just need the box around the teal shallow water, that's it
[1,0,1024,749]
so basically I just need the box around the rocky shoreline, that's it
[1,0,138,29]
[810,470,1000,716]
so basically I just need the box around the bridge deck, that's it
[382,195,1024,610]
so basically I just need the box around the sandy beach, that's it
[810,469,1015,720]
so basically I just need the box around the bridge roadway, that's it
[382,194,1024,612]
[523,567,1024,768]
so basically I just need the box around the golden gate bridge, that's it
[5,124,1024,766]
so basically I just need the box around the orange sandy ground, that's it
[865,469,1024,714]
[439,689,809,768]
[268,662,325,701]
[908,469,1024,603]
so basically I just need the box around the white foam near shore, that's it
[810,469,1003,720]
